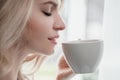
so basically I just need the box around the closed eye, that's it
[42,11,52,16]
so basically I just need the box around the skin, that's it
[57,55,75,80]
[1,0,74,80]
[24,0,65,55]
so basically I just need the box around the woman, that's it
[0,0,74,80]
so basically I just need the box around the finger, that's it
[56,68,75,80]
[58,55,69,69]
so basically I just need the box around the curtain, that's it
[99,0,120,80]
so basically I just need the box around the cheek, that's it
[24,13,55,54]
[29,13,53,35]
[26,18,46,42]
[27,14,51,38]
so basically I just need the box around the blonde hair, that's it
[0,0,45,80]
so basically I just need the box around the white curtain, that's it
[62,0,104,41]
[62,0,87,41]
[99,0,120,80]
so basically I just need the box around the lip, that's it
[48,35,59,45]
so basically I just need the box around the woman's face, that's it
[24,0,65,55]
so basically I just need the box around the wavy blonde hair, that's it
[0,0,45,80]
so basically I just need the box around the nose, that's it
[53,15,65,31]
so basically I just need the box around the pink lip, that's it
[50,39,57,45]
[48,35,59,45]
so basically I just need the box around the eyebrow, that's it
[42,1,58,8]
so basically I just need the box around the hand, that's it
[56,55,75,80]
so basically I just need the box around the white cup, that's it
[62,39,103,74]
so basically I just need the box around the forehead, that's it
[36,0,61,4]
[35,0,62,8]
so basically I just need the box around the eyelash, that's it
[42,11,52,16]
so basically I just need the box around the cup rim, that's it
[62,39,103,44]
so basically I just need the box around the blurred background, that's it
[34,0,105,80]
